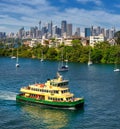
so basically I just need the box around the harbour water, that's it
[0,57,120,129]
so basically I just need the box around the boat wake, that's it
[0,91,17,100]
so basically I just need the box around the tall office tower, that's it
[39,21,41,31]
[48,21,53,37]
[52,25,58,37]
[92,27,97,36]
[91,26,101,36]
[41,26,47,36]
[30,27,35,38]
[101,28,105,37]
[56,27,61,37]
[34,26,40,38]
[38,21,42,38]
[18,27,25,38]
[85,28,91,37]
[105,29,110,39]
[61,20,67,36]
[91,26,94,36]
[105,28,115,39]
[97,26,101,35]
[67,23,72,37]
[24,31,30,38]
[0,32,6,39]
[76,27,80,37]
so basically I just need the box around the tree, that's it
[71,39,82,48]
[114,31,120,45]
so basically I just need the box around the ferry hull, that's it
[16,95,84,109]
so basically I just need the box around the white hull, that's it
[11,56,16,59]
[114,68,120,72]
[41,59,44,62]
[88,61,93,66]
[16,63,19,67]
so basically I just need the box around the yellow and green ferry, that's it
[16,73,84,109]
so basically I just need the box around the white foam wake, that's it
[0,90,17,100]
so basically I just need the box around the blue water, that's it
[0,57,120,129]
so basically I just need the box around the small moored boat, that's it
[16,73,84,109]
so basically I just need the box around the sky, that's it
[1,0,120,34]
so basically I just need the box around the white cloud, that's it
[52,7,120,30]
[77,0,102,6]
[0,0,120,33]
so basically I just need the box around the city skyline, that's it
[1,0,120,33]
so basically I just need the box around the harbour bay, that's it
[0,57,120,129]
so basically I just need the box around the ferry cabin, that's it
[20,78,76,102]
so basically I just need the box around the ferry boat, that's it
[16,73,84,109]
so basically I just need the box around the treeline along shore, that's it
[0,39,120,64]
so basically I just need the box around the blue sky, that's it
[1,0,120,33]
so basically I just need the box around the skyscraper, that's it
[67,24,72,37]
[61,20,67,36]
[18,27,25,38]
[39,21,41,31]
[48,21,53,37]
[76,27,80,37]
[85,28,91,37]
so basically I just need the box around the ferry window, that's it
[54,90,58,94]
